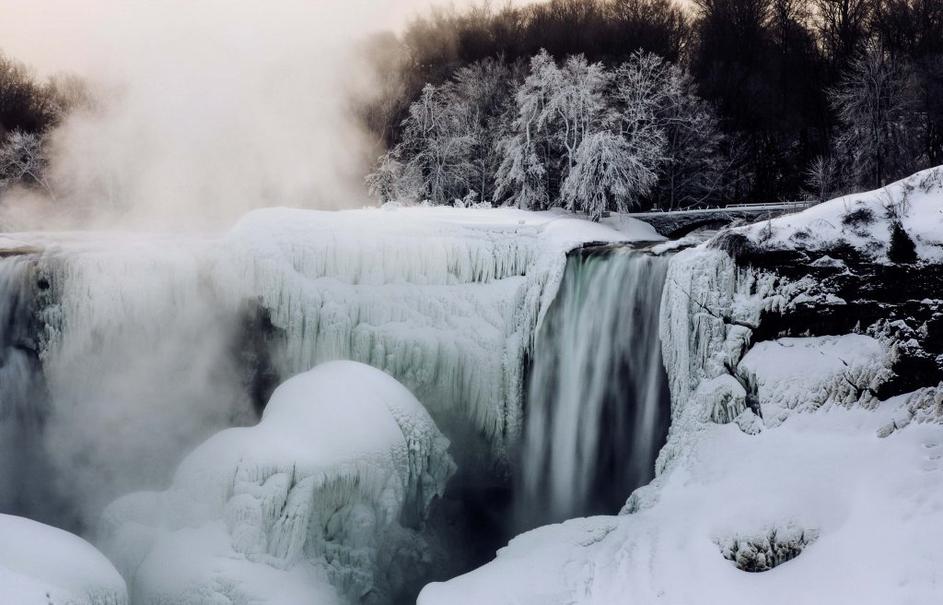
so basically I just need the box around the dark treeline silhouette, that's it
[359,0,943,208]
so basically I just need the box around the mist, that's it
[0,0,480,230]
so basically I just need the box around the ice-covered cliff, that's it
[100,361,454,604]
[0,208,658,530]
[419,168,943,605]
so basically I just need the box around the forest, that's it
[358,0,943,214]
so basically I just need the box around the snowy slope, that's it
[0,514,127,605]
[101,361,454,604]
[737,166,943,262]
[419,393,943,605]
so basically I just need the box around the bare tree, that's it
[0,130,54,198]
[830,46,924,189]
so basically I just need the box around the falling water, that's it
[519,246,670,527]
[0,254,62,524]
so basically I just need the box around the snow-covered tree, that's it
[0,130,53,197]
[547,55,611,171]
[494,51,560,209]
[443,58,519,204]
[494,51,612,209]
[803,155,839,204]
[830,46,924,189]
[562,130,660,220]
[365,151,423,204]
[366,84,477,205]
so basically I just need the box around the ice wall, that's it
[0,208,649,531]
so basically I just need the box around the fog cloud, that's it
[0,0,478,229]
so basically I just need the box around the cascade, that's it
[519,246,671,527]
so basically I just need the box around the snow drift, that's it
[0,513,127,605]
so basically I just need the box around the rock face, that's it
[100,361,455,605]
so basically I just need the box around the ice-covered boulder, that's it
[0,513,127,605]
[101,361,455,604]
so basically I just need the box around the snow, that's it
[737,166,943,262]
[0,514,127,605]
[100,361,454,604]
[739,335,893,425]
[419,395,943,605]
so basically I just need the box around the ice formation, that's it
[0,513,127,605]
[0,207,657,529]
[100,361,455,604]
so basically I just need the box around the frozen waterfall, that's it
[519,246,671,526]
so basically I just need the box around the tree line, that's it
[359,0,943,215]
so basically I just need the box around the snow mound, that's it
[739,335,894,425]
[101,361,455,604]
[738,166,943,262]
[0,513,127,605]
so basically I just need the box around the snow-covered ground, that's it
[0,513,127,605]
[419,393,943,605]
[100,361,454,604]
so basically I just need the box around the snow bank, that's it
[739,335,893,424]
[738,166,943,262]
[101,361,454,604]
[0,514,127,605]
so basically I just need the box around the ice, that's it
[224,207,656,455]
[0,207,653,530]
[0,513,127,605]
[100,361,455,603]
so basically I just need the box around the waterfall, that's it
[0,254,59,523]
[519,246,670,527]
